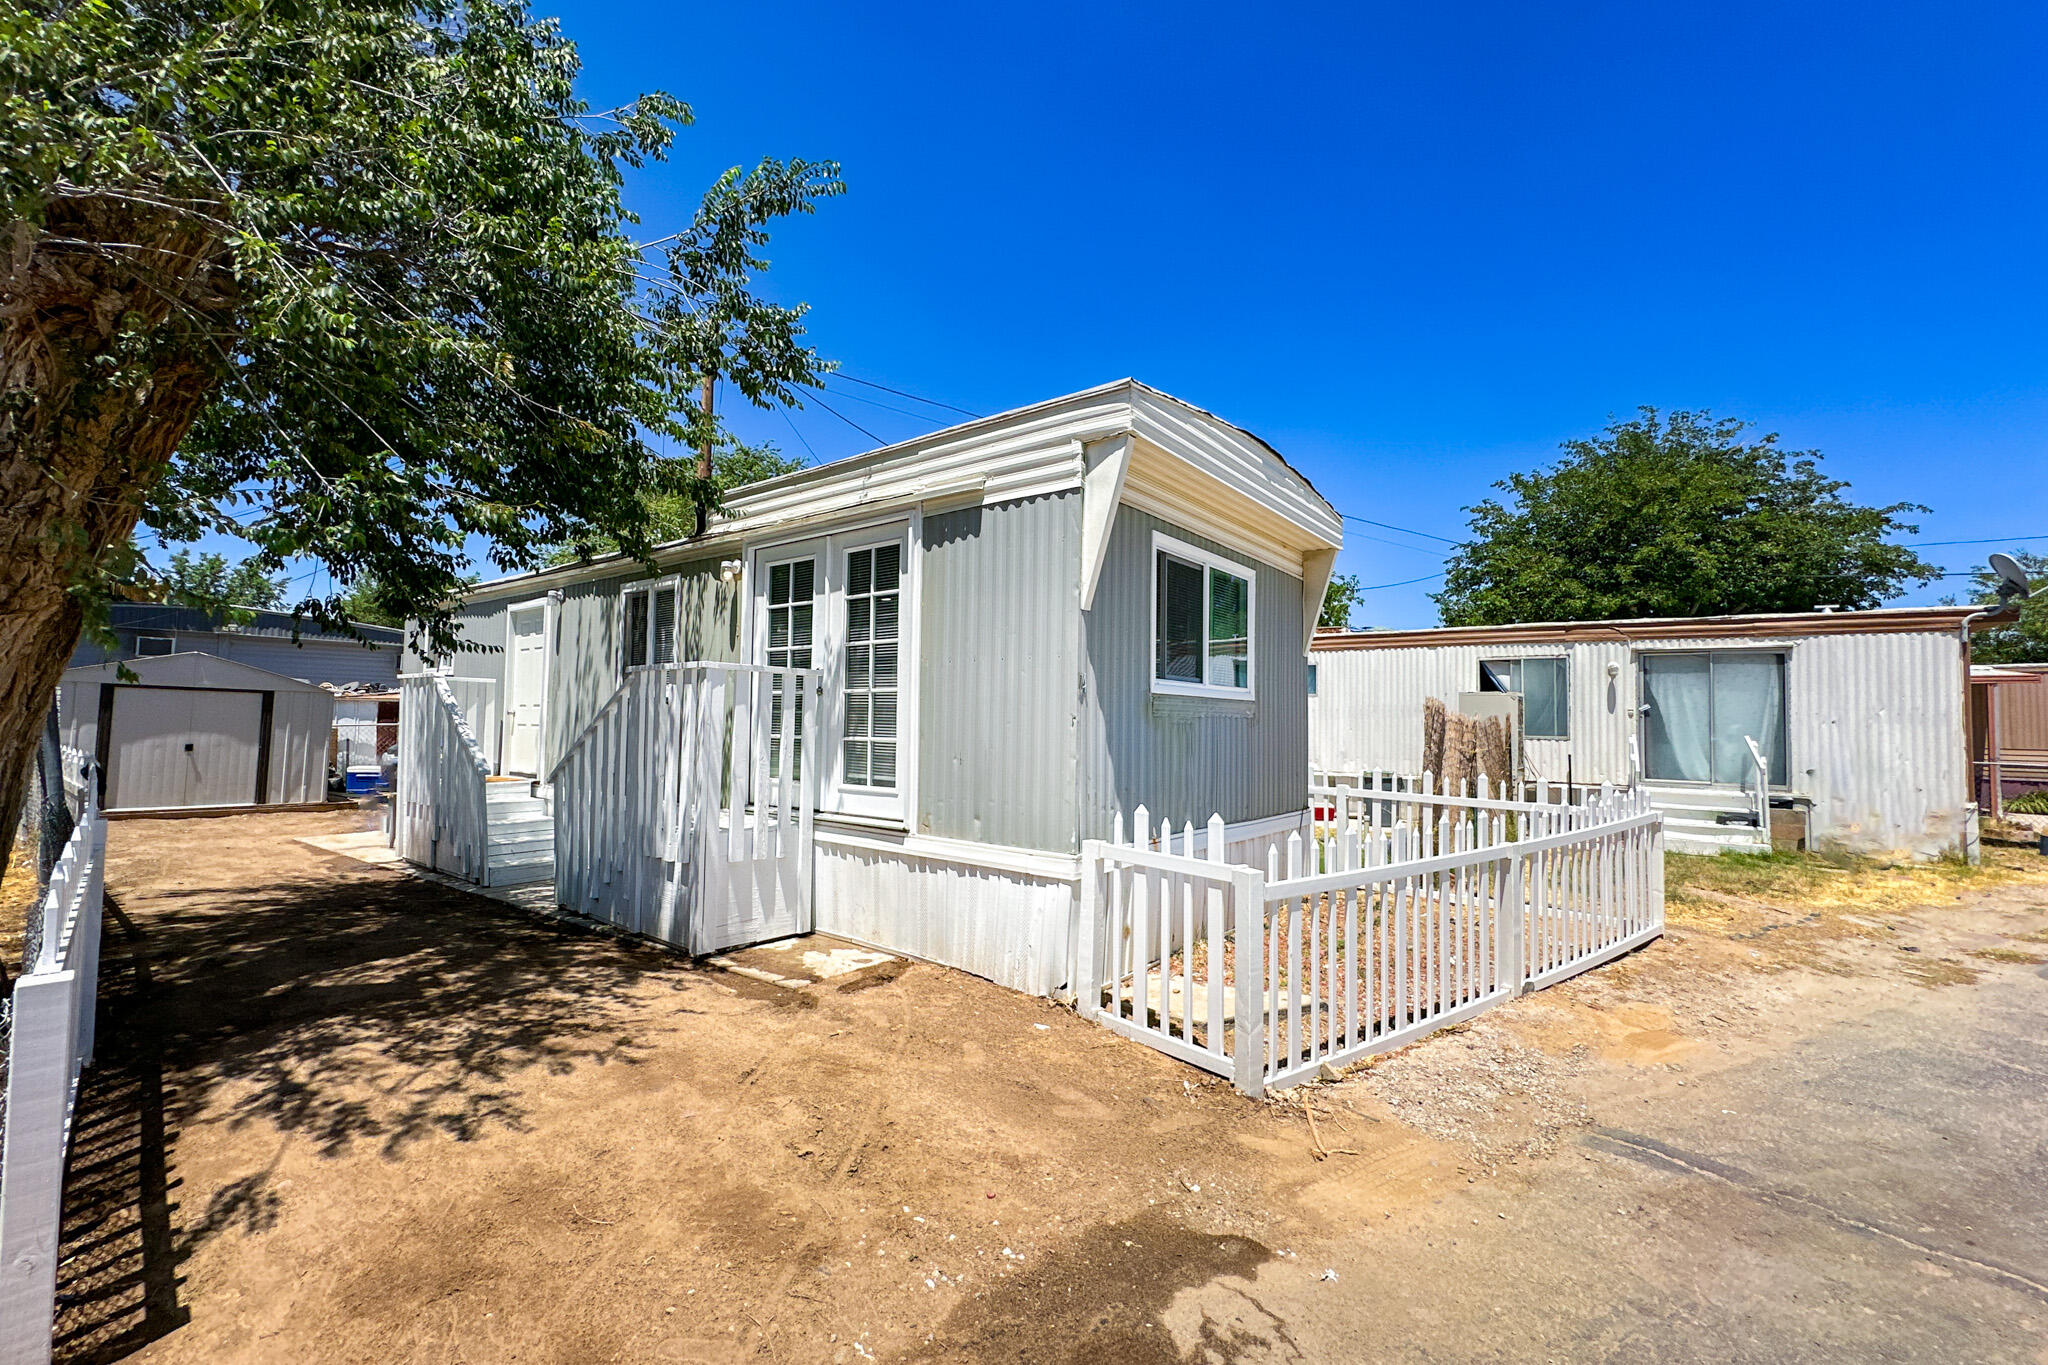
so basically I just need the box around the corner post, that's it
[1230,866,1268,1097]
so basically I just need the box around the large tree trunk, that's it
[0,203,231,882]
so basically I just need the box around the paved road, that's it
[1181,962,2048,1363]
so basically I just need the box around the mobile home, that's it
[1310,606,2007,859]
[398,380,1343,995]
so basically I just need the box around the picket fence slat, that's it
[0,765,109,1365]
[1081,783,1664,1095]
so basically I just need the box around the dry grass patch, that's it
[1667,845,2048,930]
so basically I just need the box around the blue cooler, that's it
[344,765,385,793]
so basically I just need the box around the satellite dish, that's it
[1989,552,2034,603]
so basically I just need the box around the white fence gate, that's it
[393,674,493,883]
[1079,784,1663,1095]
[0,769,109,1364]
[551,663,815,954]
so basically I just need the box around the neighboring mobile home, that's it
[1309,606,2008,859]
[68,601,401,687]
[400,380,1343,994]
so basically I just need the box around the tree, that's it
[334,573,408,629]
[149,548,286,611]
[0,0,840,874]
[1319,573,1362,630]
[1434,409,1938,625]
[545,436,805,565]
[1966,550,2048,664]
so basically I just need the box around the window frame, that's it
[743,513,920,827]
[1149,530,1258,701]
[1479,654,1570,740]
[618,576,683,673]
[134,635,175,657]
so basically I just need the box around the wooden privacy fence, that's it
[393,674,493,883]
[1077,786,1663,1096]
[551,663,815,954]
[0,767,108,1365]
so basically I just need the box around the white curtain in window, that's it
[1642,654,1711,782]
[1710,653,1786,786]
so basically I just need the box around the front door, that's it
[1640,651,1788,786]
[504,603,548,776]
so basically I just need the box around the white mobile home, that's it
[1309,606,2004,859]
[398,380,1343,995]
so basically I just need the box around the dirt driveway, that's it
[54,810,2048,1364]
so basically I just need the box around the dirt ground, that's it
[51,809,2048,1364]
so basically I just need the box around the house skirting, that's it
[813,810,1312,997]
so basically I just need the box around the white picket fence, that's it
[0,768,109,1364]
[1078,785,1663,1095]
[551,662,815,954]
[393,674,493,883]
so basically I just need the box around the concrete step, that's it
[487,852,556,885]
[1663,814,1772,856]
[1642,785,1758,815]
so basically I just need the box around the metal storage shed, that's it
[57,653,336,811]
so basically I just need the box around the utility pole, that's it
[694,371,715,537]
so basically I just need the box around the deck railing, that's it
[393,674,493,883]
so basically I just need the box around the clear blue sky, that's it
[243,1,2048,624]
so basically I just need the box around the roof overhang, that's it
[1313,604,2018,652]
[460,379,1342,606]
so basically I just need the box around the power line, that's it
[778,405,818,463]
[809,394,882,444]
[1355,571,1447,591]
[1343,514,1460,545]
[1907,535,2048,547]
[835,373,982,418]
[821,383,951,424]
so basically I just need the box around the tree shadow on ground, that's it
[51,856,694,1362]
[912,1212,1290,1365]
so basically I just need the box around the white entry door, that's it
[107,686,264,809]
[504,603,548,776]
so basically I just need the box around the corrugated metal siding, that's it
[815,840,1074,995]
[1078,507,1309,840]
[1310,629,1971,856]
[1310,640,1635,786]
[405,562,738,777]
[542,559,737,776]
[55,669,333,807]
[1791,631,1968,855]
[1997,666,2048,753]
[918,493,1081,850]
[70,629,397,685]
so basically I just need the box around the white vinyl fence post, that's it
[1230,867,1268,1097]
[1076,841,1103,1019]
[0,968,82,1365]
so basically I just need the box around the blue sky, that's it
[227,1,2048,625]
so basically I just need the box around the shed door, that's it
[107,686,264,809]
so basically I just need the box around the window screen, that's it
[1207,568,1250,689]
[623,589,651,670]
[1156,553,1204,683]
[1479,656,1568,738]
[842,542,901,789]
